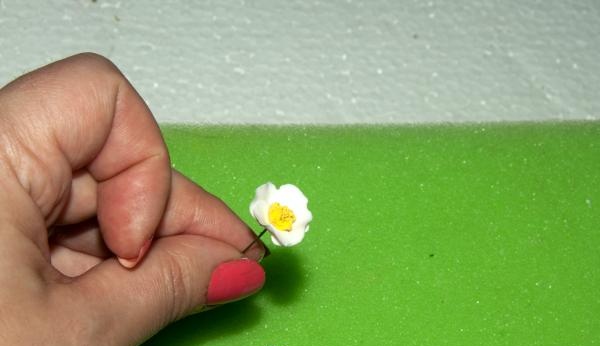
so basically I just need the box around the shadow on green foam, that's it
[143,297,263,346]
[261,250,306,305]
[144,250,306,345]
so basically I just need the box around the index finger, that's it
[0,53,170,265]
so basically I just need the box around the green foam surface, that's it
[145,123,600,345]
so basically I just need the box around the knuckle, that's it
[160,250,196,320]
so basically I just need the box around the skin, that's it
[0,53,265,345]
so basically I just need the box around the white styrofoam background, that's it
[1,0,599,124]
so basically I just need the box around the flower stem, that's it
[242,228,268,254]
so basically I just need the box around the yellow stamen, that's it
[268,202,296,231]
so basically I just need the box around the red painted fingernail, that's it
[206,259,265,305]
[117,237,153,269]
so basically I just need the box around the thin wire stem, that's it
[242,228,268,254]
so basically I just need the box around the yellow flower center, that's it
[268,202,296,231]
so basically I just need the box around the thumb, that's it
[62,235,265,345]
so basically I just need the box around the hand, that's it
[0,53,266,345]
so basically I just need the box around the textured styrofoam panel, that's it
[0,0,599,123]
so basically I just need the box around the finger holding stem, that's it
[242,229,269,256]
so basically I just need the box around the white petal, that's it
[250,200,270,227]
[249,183,275,212]
[255,182,277,201]
[293,207,312,227]
[290,213,310,235]
[250,182,312,247]
[249,182,277,227]
[270,234,282,246]
[269,227,306,247]
[272,184,308,207]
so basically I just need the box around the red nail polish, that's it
[206,259,265,305]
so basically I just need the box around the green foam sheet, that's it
[145,123,600,345]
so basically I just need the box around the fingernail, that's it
[259,245,271,262]
[242,231,270,262]
[189,304,218,315]
[117,237,153,269]
[257,237,271,259]
[206,259,265,305]
[246,242,270,262]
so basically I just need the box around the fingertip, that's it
[243,238,270,262]
[97,156,170,260]
[206,258,266,305]
[117,257,137,269]
[117,237,153,269]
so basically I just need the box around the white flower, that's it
[249,182,312,247]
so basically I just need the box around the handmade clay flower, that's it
[249,182,312,246]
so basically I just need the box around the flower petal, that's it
[292,206,312,227]
[250,200,270,227]
[273,184,308,207]
[255,182,277,201]
[249,182,277,228]
[249,183,275,212]
[270,234,282,246]
[274,226,306,246]
[250,182,312,247]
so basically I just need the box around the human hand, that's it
[0,53,266,345]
